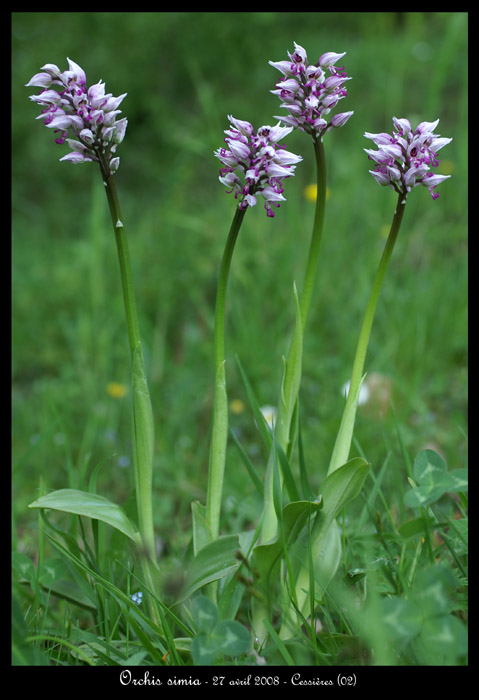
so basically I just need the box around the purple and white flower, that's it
[269,42,353,140]
[364,117,452,201]
[215,116,302,217]
[26,58,127,176]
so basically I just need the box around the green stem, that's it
[259,135,327,546]
[99,162,156,564]
[300,134,327,332]
[100,166,141,356]
[206,205,246,542]
[327,192,406,475]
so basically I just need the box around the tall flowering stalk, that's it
[328,116,452,475]
[258,44,354,546]
[207,117,301,546]
[246,44,355,644]
[25,60,157,585]
[276,113,451,641]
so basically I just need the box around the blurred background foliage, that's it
[12,13,467,555]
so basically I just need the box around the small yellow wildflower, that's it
[106,382,128,399]
[304,183,331,202]
[230,398,245,415]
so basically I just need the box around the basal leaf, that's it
[182,535,241,600]
[28,489,138,542]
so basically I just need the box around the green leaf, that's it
[182,535,241,600]
[229,428,264,497]
[190,597,250,665]
[191,500,212,556]
[282,457,370,626]
[253,499,323,590]
[12,551,36,589]
[327,374,367,474]
[235,354,272,452]
[132,342,155,480]
[398,516,437,540]
[413,448,447,483]
[405,449,468,507]
[11,595,50,666]
[28,489,138,542]
[190,595,219,633]
[214,619,250,657]
[131,341,155,552]
[191,633,218,665]
[319,457,370,525]
[272,433,301,503]
[380,596,423,643]
[276,283,303,449]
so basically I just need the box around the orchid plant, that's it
[25,59,160,624]
[24,45,453,662]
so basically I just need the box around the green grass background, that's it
[12,12,467,560]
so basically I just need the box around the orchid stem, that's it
[260,134,327,546]
[328,192,406,475]
[300,134,327,331]
[99,162,156,568]
[206,205,247,542]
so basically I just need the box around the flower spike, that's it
[269,42,353,140]
[26,58,127,175]
[214,116,302,217]
[365,117,452,201]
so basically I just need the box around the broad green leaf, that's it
[182,535,241,600]
[327,374,367,475]
[191,500,212,556]
[282,458,370,627]
[190,597,250,665]
[190,595,219,633]
[276,283,303,450]
[413,448,447,483]
[191,633,218,665]
[405,449,468,507]
[131,341,155,553]
[253,499,323,589]
[206,358,230,544]
[319,457,370,525]
[380,596,422,642]
[213,619,250,657]
[28,489,138,542]
[398,516,436,540]
[12,551,36,589]
[132,342,155,481]
[38,556,67,587]
[416,614,468,664]
[40,578,98,611]
[273,433,301,503]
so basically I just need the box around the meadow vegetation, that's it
[12,12,467,668]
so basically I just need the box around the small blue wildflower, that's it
[130,591,143,605]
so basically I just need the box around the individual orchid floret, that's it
[269,42,353,140]
[364,117,452,201]
[214,115,302,217]
[25,58,127,176]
